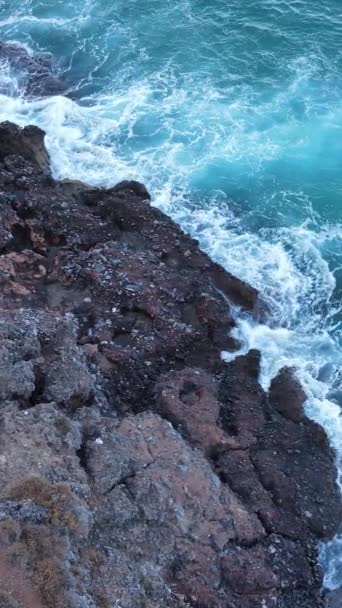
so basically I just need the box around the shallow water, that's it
[0,0,341,590]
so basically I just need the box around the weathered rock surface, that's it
[0,121,51,174]
[0,41,66,96]
[0,121,340,608]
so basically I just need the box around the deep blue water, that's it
[0,0,341,590]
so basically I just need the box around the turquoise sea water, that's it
[0,0,342,590]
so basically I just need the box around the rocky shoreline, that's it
[0,41,66,97]
[0,120,340,608]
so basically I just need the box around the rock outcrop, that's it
[0,121,340,608]
[0,41,66,97]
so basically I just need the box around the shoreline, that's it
[0,120,340,608]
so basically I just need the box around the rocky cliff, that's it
[0,121,340,608]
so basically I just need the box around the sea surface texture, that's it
[0,0,341,590]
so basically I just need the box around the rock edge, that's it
[0,121,340,608]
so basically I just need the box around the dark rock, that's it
[112,179,151,200]
[0,120,339,608]
[221,545,278,594]
[217,357,341,544]
[269,366,306,422]
[219,349,266,448]
[0,41,66,97]
[0,122,50,174]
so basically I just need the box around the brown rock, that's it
[222,545,278,594]
[155,367,239,451]
[0,122,50,173]
[219,350,266,448]
[0,120,339,608]
[269,367,306,422]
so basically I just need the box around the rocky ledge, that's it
[0,121,340,608]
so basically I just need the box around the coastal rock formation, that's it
[0,41,66,97]
[0,121,340,608]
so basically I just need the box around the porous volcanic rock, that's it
[0,121,340,608]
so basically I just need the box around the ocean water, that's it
[0,0,341,590]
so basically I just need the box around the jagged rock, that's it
[0,401,87,493]
[0,356,35,401]
[219,349,266,448]
[112,179,151,199]
[217,355,341,544]
[0,120,340,608]
[43,347,94,406]
[0,41,66,97]
[0,122,50,174]
[88,412,264,606]
[269,366,306,422]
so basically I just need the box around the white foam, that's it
[0,43,341,588]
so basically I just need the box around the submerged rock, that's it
[0,41,66,97]
[0,121,340,608]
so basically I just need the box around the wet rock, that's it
[112,179,151,200]
[0,41,66,97]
